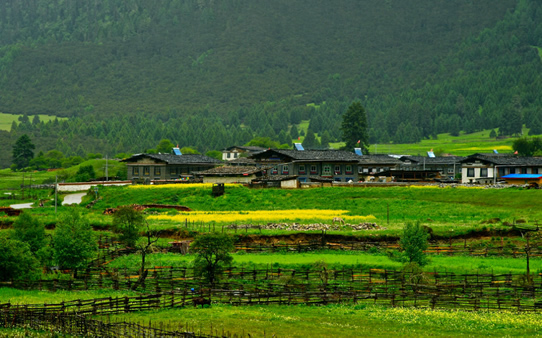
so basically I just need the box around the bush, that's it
[0,238,40,281]
[399,222,430,267]
[12,212,46,253]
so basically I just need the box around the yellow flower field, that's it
[149,209,376,223]
[129,183,242,189]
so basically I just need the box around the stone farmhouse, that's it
[398,155,464,179]
[249,149,362,182]
[122,153,221,182]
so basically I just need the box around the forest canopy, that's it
[1,0,541,168]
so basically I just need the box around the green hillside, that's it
[1,0,542,168]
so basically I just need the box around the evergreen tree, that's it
[320,130,331,149]
[529,116,542,136]
[12,134,35,170]
[302,129,320,149]
[340,101,369,153]
[290,125,299,140]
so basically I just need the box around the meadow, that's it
[0,112,67,131]
[84,184,541,237]
[106,251,539,275]
[103,304,542,337]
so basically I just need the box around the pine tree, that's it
[12,134,35,170]
[302,129,320,149]
[340,101,369,153]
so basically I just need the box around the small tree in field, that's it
[12,212,45,253]
[191,233,234,285]
[53,208,97,277]
[112,206,158,290]
[399,222,429,267]
[112,206,145,248]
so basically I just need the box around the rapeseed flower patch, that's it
[149,210,376,223]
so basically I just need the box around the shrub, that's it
[0,238,40,281]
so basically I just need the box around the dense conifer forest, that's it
[1,0,541,168]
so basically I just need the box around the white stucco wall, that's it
[57,181,132,192]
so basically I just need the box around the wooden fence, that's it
[0,293,245,337]
[4,266,542,308]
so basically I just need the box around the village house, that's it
[398,155,464,179]
[358,155,402,176]
[249,149,362,182]
[222,146,265,161]
[122,152,222,182]
[460,153,542,184]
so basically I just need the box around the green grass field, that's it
[0,112,67,131]
[84,185,541,237]
[104,304,542,337]
[106,251,538,275]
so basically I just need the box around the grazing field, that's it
[105,304,542,337]
[106,251,539,275]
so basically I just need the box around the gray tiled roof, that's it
[359,155,402,165]
[461,154,542,166]
[252,149,361,162]
[399,155,464,164]
[122,153,222,165]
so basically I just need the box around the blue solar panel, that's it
[493,149,499,154]
[294,143,304,151]
[173,147,182,155]
[427,151,435,158]
[354,148,363,156]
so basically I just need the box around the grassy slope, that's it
[90,185,542,235]
[0,159,125,189]
[0,113,67,131]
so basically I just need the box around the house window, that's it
[448,168,454,174]
[310,165,317,175]
[154,167,161,176]
[363,168,369,173]
[510,168,516,174]
[346,165,353,174]
[521,168,527,174]
[467,168,475,177]
[480,168,488,177]
[323,165,332,176]
[132,167,139,176]
[282,165,289,175]
[534,168,539,174]
[498,168,506,177]
[298,165,306,175]
[334,165,341,174]
[170,167,177,175]
[143,167,150,176]
[227,153,231,158]
[272,166,278,175]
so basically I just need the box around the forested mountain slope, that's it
[1,0,541,168]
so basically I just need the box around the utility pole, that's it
[106,155,109,181]
[55,175,58,213]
